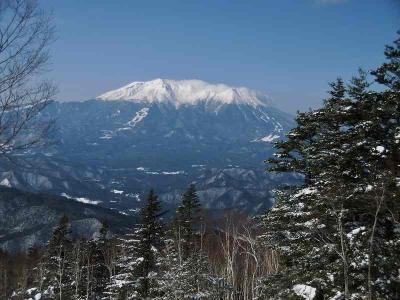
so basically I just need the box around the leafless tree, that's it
[0,0,56,157]
[72,239,84,299]
[208,213,279,300]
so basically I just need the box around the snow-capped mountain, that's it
[97,79,271,108]
[0,79,296,220]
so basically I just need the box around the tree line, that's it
[259,34,400,299]
[1,184,278,300]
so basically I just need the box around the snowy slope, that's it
[97,79,271,107]
[0,187,135,252]
[1,79,296,219]
[0,78,298,252]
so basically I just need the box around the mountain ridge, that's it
[0,186,135,252]
[0,80,297,251]
[96,79,272,108]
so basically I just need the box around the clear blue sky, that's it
[40,0,399,113]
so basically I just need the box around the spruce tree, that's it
[108,190,165,299]
[174,184,202,260]
[91,221,110,299]
[41,215,74,300]
[260,34,400,299]
[135,189,165,299]
[155,184,220,299]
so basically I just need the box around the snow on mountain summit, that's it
[96,79,271,107]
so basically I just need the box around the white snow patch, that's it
[97,79,271,108]
[260,134,280,142]
[329,291,343,300]
[375,146,385,153]
[111,189,124,194]
[293,284,316,300]
[145,170,185,175]
[126,107,149,127]
[99,130,113,140]
[26,288,37,294]
[0,178,11,187]
[395,132,400,138]
[61,193,101,205]
[161,171,185,175]
[293,188,317,198]
[116,127,131,131]
[346,226,366,241]
[252,134,280,143]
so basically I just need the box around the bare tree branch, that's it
[0,0,56,158]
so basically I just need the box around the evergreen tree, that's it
[41,215,74,300]
[106,231,140,299]
[108,190,165,299]
[174,184,202,260]
[155,184,221,300]
[260,34,400,299]
[91,221,111,299]
[156,237,221,300]
[371,31,400,91]
[135,189,165,299]
[154,238,187,300]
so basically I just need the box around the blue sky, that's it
[40,0,399,113]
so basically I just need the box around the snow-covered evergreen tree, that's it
[106,232,140,299]
[173,184,202,260]
[40,215,74,300]
[155,238,222,300]
[134,189,165,299]
[260,34,400,299]
[74,222,110,300]
[107,190,165,299]
[91,222,111,300]
[155,185,222,300]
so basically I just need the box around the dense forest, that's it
[1,185,279,300]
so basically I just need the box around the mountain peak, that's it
[96,79,271,107]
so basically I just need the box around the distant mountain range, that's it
[0,79,297,250]
[97,79,272,107]
[0,187,135,252]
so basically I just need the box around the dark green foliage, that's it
[136,190,165,299]
[371,32,400,91]
[155,186,222,300]
[108,190,165,299]
[260,33,400,299]
[174,184,202,259]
